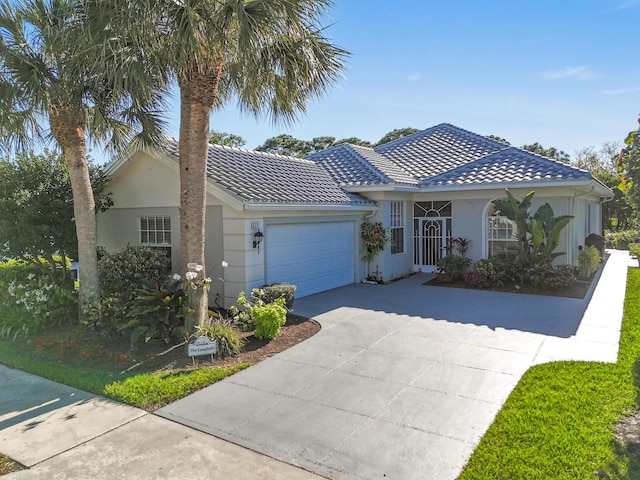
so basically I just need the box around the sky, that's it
[114,0,640,160]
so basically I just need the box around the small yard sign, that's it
[188,336,218,357]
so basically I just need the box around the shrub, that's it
[82,296,128,337]
[256,283,296,309]
[578,246,601,279]
[194,318,244,357]
[252,298,287,340]
[436,255,471,280]
[523,263,578,289]
[230,290,287,340]
[473,259,499,283]
[630,243,640,261]
[98,246,171,299]
[464,270,491,288]
[432,272,455,284]
[605,229,640,249]
[0,261,77,339]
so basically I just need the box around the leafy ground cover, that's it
[460,267,640,479]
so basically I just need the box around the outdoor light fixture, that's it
[253,230,264,253]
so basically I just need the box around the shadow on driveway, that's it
[294,272,592,339]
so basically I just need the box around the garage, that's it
[265,221,356,297]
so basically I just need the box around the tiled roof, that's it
[421,147,592,187]
[164,140,374,206]
[306,143,418,186]
[374,124,508,182]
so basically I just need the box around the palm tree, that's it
[0,0,167,311]
[107,0,348,328]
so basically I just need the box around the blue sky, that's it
[149,1,639,158]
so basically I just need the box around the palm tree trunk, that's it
[49,113,99,313]
[178,60,223,331]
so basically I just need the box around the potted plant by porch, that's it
[361,220,391,283]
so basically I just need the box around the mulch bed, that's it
[424,277,592,299]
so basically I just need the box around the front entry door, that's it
[413,201,453,271]
[414,217,452,269]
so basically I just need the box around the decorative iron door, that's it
[413,201,452,269]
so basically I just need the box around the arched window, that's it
[487,204,518,259]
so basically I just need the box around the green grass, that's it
[460,267,640,479]
[104,364,249,410]
[0,338,250,411]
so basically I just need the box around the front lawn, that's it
[460,267,640,479]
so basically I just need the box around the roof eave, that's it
[419,178,613,197]
[242,202,377,212]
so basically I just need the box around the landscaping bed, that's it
[3,313,319,375]
[424,275,593,299]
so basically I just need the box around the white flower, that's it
[221,261,228,268]
[185,271,197,281]
[194,264,204,272]
[187,262,198,269]
[172,273,182,281]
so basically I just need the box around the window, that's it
[487,204,518,259]
[140,216,171,245]
[390,201,404,254]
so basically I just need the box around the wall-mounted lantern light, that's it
[253,230,264,253]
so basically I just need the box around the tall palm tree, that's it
[111,0,349,328]
[0,0,167,311]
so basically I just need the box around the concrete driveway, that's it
[158,251,631,480]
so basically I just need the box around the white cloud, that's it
[541,66,595,80]
[603,86,640,95]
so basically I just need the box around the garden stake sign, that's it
[188,335,217,364]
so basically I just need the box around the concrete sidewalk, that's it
[1,250,634,479]
[0,365,322,479]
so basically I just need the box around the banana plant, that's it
[492,189,535,262]
[529,203,574,262]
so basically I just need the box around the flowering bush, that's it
[0,262,77,338]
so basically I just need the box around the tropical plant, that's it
[451,237,472,256]
[96,0,348,329]
[492,189,535,262]
[361,220,392,262]
[528,203,574,262]
[119,277,187,347]
[0,0,167,311]
[617,116,640,219]
[492,189,573,265]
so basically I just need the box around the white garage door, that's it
[266,222,355,297]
